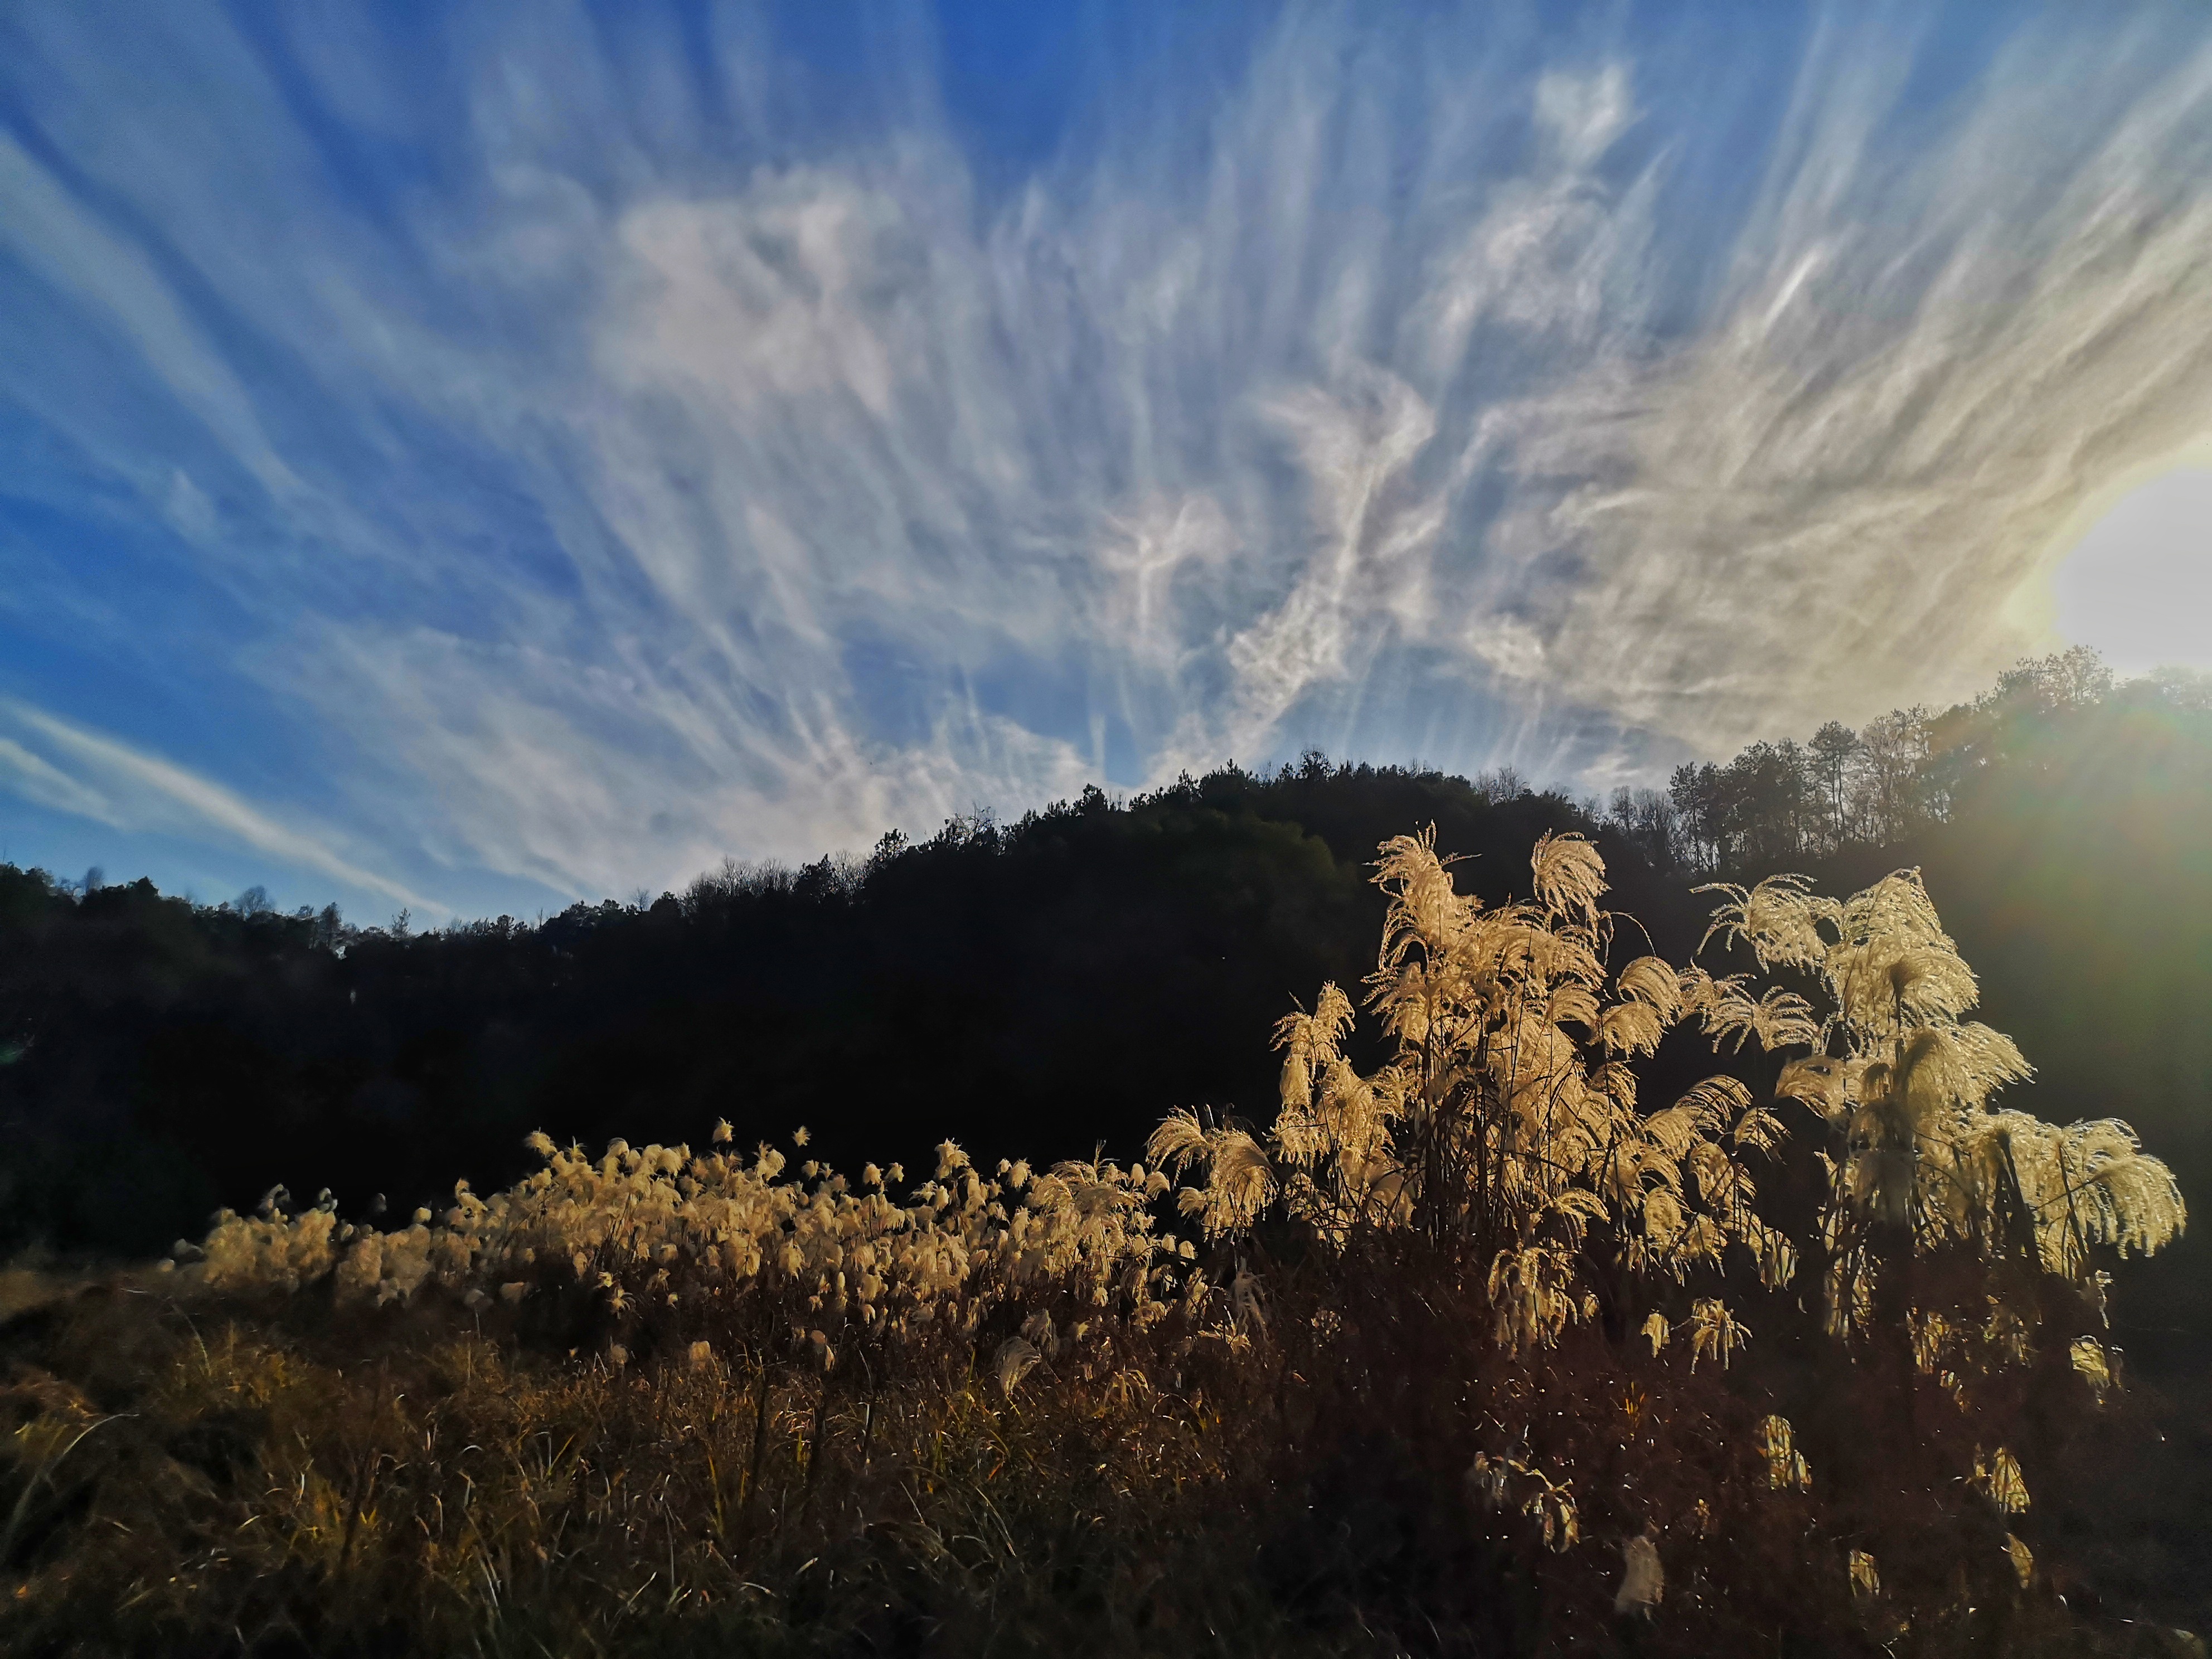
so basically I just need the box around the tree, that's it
[1607,785,1684,869]
[1851,707,1931,845]
[1666,651,2166,874]
[1807,721,1861,849]
[1721,741,1813,870]
[1669,762,1729,869]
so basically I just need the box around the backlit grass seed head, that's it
[1614,1533,1664,1618]
[1972,1446,2031,1515]
[2069,1336,2113,1401]
[181,1121,1194,1381]
[1687,1298,1748,1372]
[1466,1451,1581,1552]
[1530,831,1607,923]
[1616,955,1684,1022]
[1704,867,2185,1365]
[1157,828,1790,1355]
[1757,1414,1812,1491]
[995,1336,1042,1398]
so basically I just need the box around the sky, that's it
[3,2,2210,923]
[2050,466,2212,678]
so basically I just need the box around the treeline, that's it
[1591,648,2211,874]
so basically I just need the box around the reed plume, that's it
[1151,828,1789,1353]
[1706,867,2185,1375]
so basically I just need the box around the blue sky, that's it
[3,2,2209,922]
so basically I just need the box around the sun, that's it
[2050,467,2212,676]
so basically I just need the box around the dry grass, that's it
[2,1274,1300,1657]
[11,1262,2205,1658]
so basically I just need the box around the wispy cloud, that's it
[0,132,298,499]
[0,733,117,827]
[1,3,2207,909]
[1472,15,2212,776]
[0,702,426,911]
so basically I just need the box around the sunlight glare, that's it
[2051,467,2212,674]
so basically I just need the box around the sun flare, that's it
[2053,467,2212,675]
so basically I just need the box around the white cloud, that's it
[0,734,119,826]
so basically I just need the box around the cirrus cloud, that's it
[1,3,2207,913]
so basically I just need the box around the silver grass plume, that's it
[1156,826,1782,1354]
[1702,867,2186,1376]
